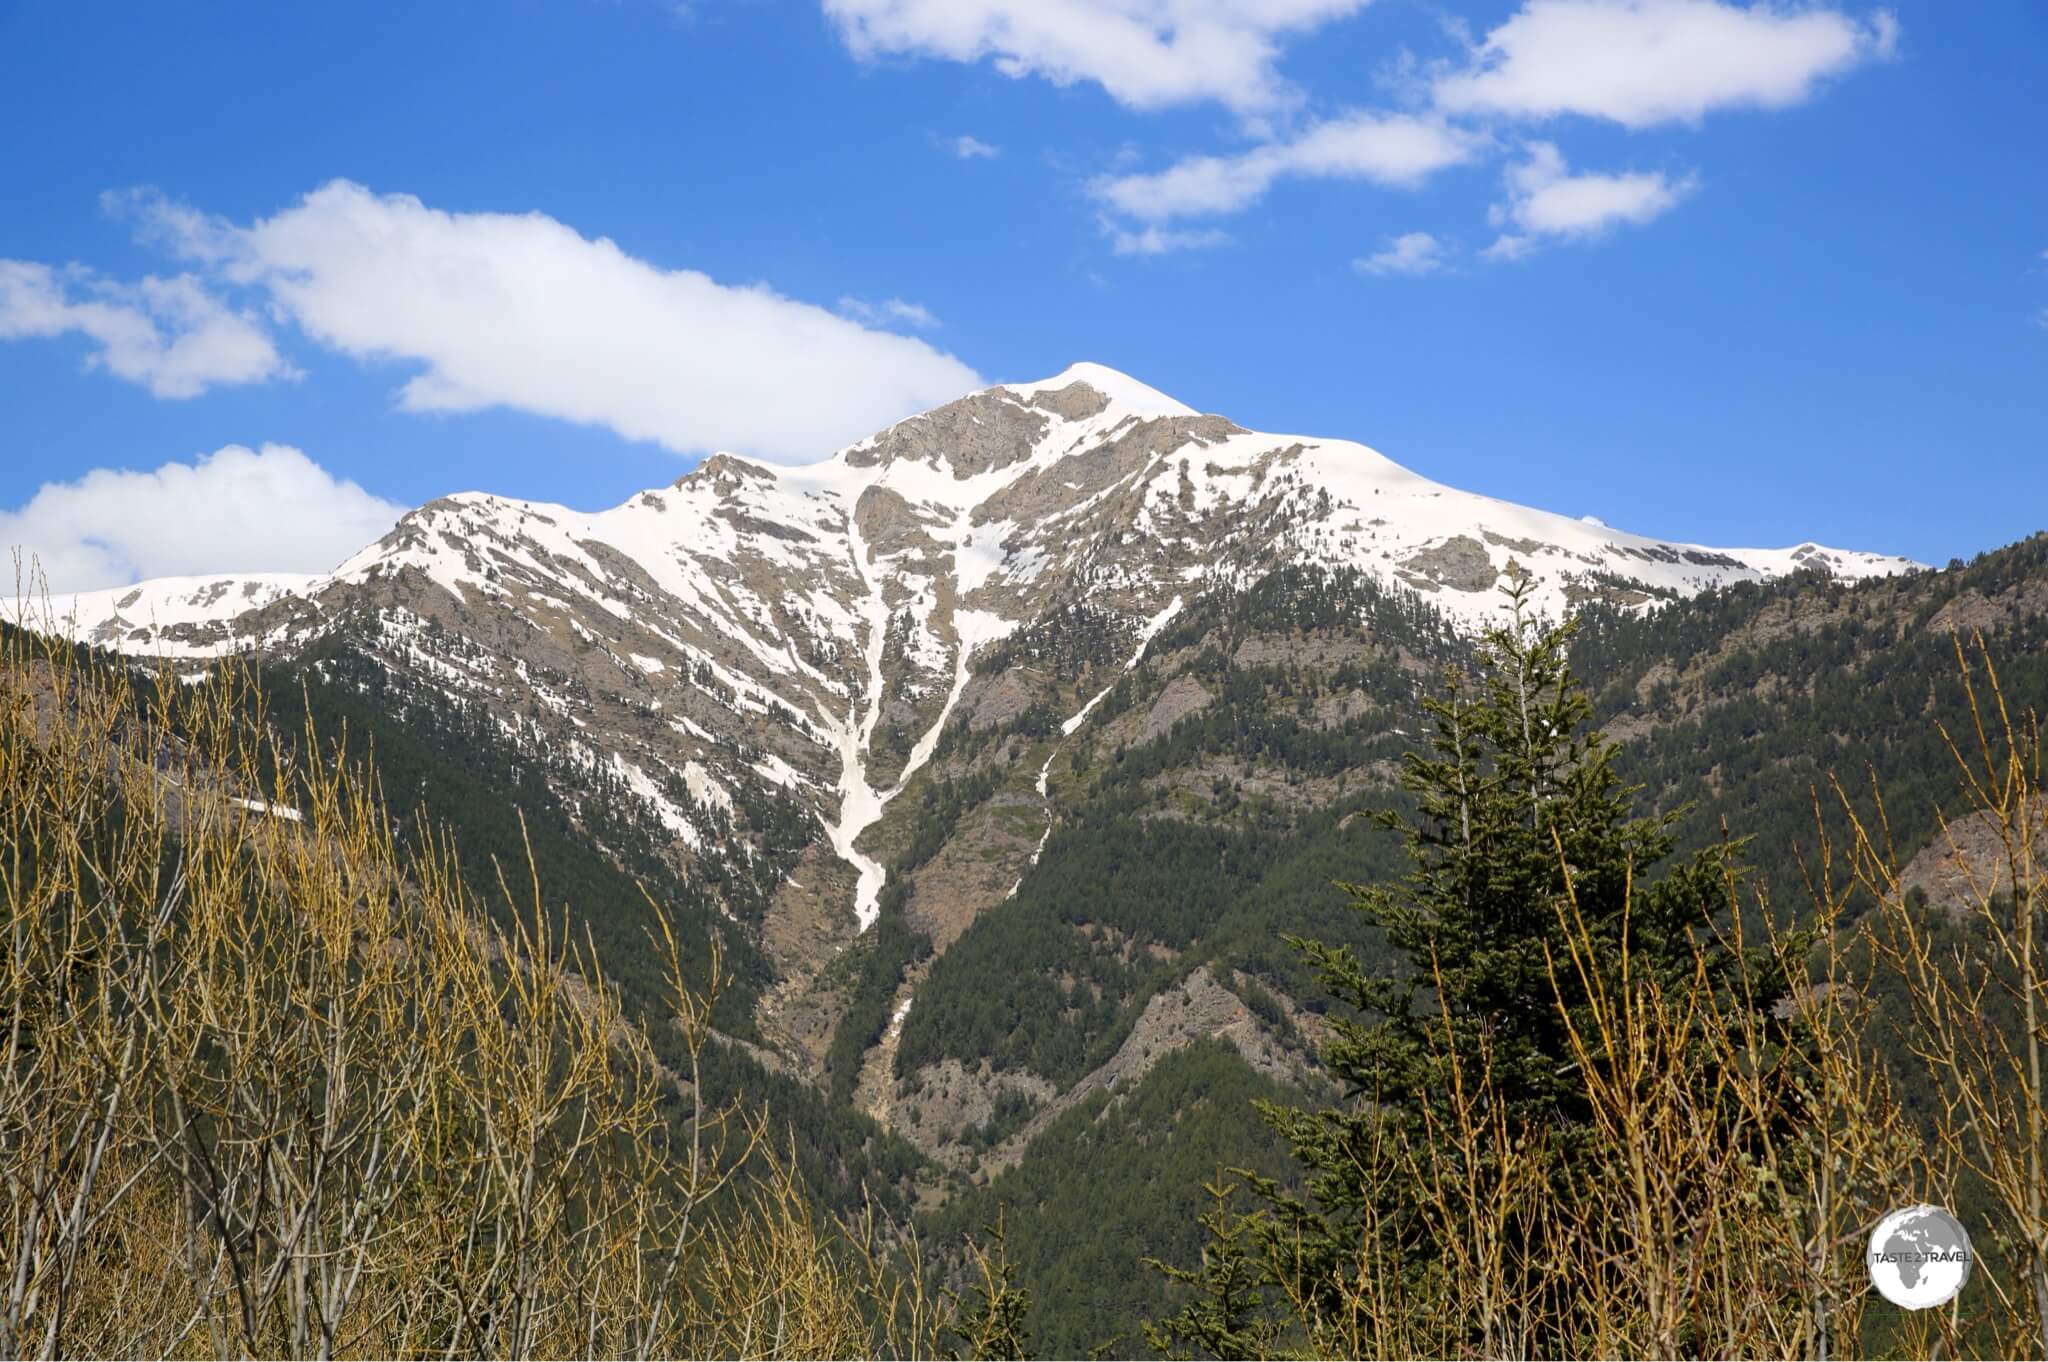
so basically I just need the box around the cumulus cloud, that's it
[1092,112,1480,224]
[824,0,1374,117]
[0,444,406,594]
[838,295,941,328]
[1434,0,1899,129]
[1485,142,1695,258]
[951,134,1001,159]
[0,259,293,399]
[134,182,980,462]
[1355,231,1450,276]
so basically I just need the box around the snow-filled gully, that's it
[820,516,1009,933]
[819,518,893,932]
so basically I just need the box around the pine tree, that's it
[1201,579,1793,1343]
[946,1211,1034,1361]
[1143,1177,1285,1360]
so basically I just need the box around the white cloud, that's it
[0,259,293,399]
[1434,0,1899,129]
[952,134,1001,159]
[139,182,980,462]
[824,0,1374,117]
[838,295,941,328]
[1092,112,1481,223]
[1485,142,1695,258]
[1355,231,1449,276]
[0,444,406,594]
[1108,224,1232,256]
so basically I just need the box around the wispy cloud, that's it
[0,259,293,398]
[1484,142,1695,259]
[824,0,1374,118]
[1355,231,1450,276]
[1107,224,1232,256]
[951,134,1000,159]
[838,295,941,328]
[1093,112,1481,224]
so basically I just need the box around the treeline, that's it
[1094,658,1414,791]
[1145,563,1463,662]
[975,601,1142,681]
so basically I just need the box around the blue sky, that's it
[1,0,2043,591]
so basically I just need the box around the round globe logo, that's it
[1867,1204,1972,1310]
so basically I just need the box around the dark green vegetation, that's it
[899,816,1291,1085]
[1575,535,2048,912]
[899,568,1441,1095]
[929,1040,1303,1360]
[824,909,930,1105]
[889,539,2048,1354]
[1153,584,1798,1355]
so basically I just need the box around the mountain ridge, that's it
[51,363,1919,871]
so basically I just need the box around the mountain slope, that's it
[54,361,1913,921]
[47,364,2042,1355]
[45,362,1921,1112]
[879,535,2048,1352]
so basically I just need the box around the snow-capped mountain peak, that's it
[999,361,1199,419]
[43,364,1917,937]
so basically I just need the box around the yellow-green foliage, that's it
[0,617,949,1360]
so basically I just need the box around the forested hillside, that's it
[1576,532,2048,908]
[13,531,2046,1357]
[865,536,2048,1350]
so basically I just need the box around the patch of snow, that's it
[889,605,1011,798]
[611,753,700,848]
[47,574,313,659]
[231,797,303,823]
[751,752,808,790]
[1027,595,1185,873]
[883,995,914,1043]
[680,759,731,811]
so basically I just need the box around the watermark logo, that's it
[1867,1204,1972,1310]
